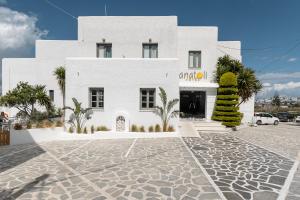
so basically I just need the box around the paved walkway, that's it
[0,138,221,200]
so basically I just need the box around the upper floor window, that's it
[97,43,112,58]
[49,90,54,102]
[89,88,104,109]
[189,51,201,68]
[143,44,158,58]
[140,88,156,110]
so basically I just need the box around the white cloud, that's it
[287,57,297,62]
[272,81,300,91]
[258,81,300,98]
[0,7,48,89]
[258,72,300,80]
[0,7,48,50]
[262,82,271,87]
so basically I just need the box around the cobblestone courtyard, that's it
[0,124,299,200]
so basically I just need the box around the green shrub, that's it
[167,126,175,132]
[155,124,161,132]
[68,127,74,133]
[14,123,22,130]
[217,94,239,100]
[91,125,94,133]
[96,126,109,131]
[220,72,237,87]
[140,126,145,132]
[148,126,154,132]
[36,121,44,128]
[218,88,239,94]
[43,120,53,128]
[26,121,32,129]
[131,124,139,132]
[212,72,241,127]
[83,127,88,134]
[77,126,82,134]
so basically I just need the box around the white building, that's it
[2,16,254,131]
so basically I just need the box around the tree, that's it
[152,87,179,132]
[214,55,262,106]
[64,98,93,133]
[212,72,241,127]
[53,66,65,118]
[0,82,52,119]
[272,92,281,109]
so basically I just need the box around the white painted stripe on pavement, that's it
[125,138,137,158]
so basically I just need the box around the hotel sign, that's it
[179,71,207,81]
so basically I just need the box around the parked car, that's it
[254,112,279,125]
[296,116,300,123]
[276,112,291,122]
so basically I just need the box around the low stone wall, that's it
[10,128,178,145]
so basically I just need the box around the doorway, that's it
[180,91,206,118]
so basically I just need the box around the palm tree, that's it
[237,67,262,106]
[63,98,93,133]
[153,87,179,132]
[53,66,65,119]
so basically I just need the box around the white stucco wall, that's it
[65,58,179,130]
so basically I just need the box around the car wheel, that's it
[256,120,262,125]
[274,120,279,125]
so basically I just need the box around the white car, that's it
[254,113,279,125]
[296,116,300,123]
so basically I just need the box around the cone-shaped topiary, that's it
[212,72,241,127]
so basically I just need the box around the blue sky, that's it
[1,0,300,98]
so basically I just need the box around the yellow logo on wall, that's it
[196,72,204,79]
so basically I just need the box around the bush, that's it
[14,123,22,130]
[91,125,94,134]
[43,120,53,128]
[83,127,88,134]
[131,124,139,132]
[26,121,32,129]
[36,121,44,128]
[148,126,154,132]
[167,126,175,132]
[140,126,145,132]
[55,120,63,127]
[212,72,241,127]
[68,127,74,133]
[220,72,237,87]
[76,126,82,134]
[155,124,161,132]
[96,126,109,131]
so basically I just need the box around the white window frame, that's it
[89,88,104,109]
[188,51,201,68]
[140,88,156,110]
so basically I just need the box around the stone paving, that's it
[0,138,221,200]
[183,133,295,200]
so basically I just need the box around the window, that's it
[143,44,158,58]
[49,90,54,102]
[97,43,112,58]
[189,51,201,68]
[140,88,156,109]
[89,88,104,109]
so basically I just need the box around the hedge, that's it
[213,111,240,116]
[215,106,239,112]
[212,116,241,121]
[215,100,238,105]
[218,88,238,94]
[222,121,241,127]
[220,72,237,87]
[217,95,239,100]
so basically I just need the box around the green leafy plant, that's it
[26,121,32,129]
[212,72,241,127]
[214,55,262,106]
[83,127,88,134]
[148,126,154,132]
[55,120,63,127]
[167,126,175,132]
[152,87,179,132]
[63,98,93,133]
[14,123,22,130]
[68,126,74,133]
[91,125,94,133]
[140,126,145,132]
[155,124,161,132]
[96,126,109,131]
[53,66,65,120]
[131,124,139,132]
[0,82,52,120]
